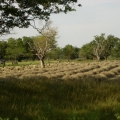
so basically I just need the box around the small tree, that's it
[28,22,57,68]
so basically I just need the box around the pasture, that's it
[0,60,120,120]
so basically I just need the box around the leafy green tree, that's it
[22,36,35,60]
[79,43,94,59]
[63,44,79,60]
[102,35,119,60]
[74,47,80,58]
[111,38,120,58]
[16,38,26,61]
[47,47,63,60]
[0,40,7,59]
[6,38,16,60]
[0,0,81,35]
[6,38,25,63]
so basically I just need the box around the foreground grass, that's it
[0,77,120,120]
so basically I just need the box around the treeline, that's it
[0,36,79,62]
[0,33,120,62]
[0,37,34,62]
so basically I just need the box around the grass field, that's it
[0,60,120,120]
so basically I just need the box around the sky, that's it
[1,0,120,48]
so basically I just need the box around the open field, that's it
[0,60,120,120]
[0,60,120,80]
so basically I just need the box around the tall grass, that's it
[0,77,120,120]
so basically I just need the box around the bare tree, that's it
[28,21,57,68]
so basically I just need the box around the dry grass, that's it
[0,60,120,80]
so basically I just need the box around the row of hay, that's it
[0,61,120,80]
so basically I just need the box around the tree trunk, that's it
[40,58,45,68]
[96,55,100,60]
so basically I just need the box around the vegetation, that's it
[0,39,80,64]
[47,47,63,60]
[80,33,120,60]
[63,44,79,60]
[0,33,120,65]
[1,60,119,119]
[0,34,120,120]
[91,33,119,60]
[79,43,93,59]
[1,1,120,120]
[6,38,25,64]
[28,21,58,68]
[0,70,120,120]
[0,60,120,80]
[0,0,81,35]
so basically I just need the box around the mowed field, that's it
[0,60,120,81]
[0,60,120,120]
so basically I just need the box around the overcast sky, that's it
[1,0,120,48]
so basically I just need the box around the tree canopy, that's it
[79,43,93,59]
[0,0,81,35]
[63,44,79,60]
[6,37,25,63]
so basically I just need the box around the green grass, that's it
[5,60,41,66]
[5,60,59,67]
[4,59,100,67]
[0,77,120,120]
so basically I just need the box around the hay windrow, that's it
[0,61,120,80]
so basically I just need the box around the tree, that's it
[6,38,16,61]
[0,0,81,35]
[15,38,26,61]
[91,33,119,60]
[79,43,94,59]
[111,38,120,58]
[102,35,118,60]
[0,40,7,59]
[28,23,57,68]
[47,47,63,60]
[63,44,79,60]
[6,38,25,63]
[91,33,106,60]
[22,36,35,60]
